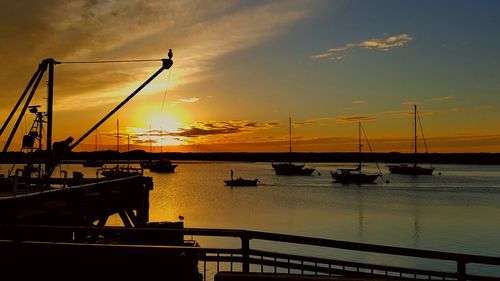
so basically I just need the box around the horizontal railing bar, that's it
[250,250,456,279]
[244,230,500,265]
[251,254,457,278]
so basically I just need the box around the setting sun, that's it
[148,112,183,133]
[125,111,186,149]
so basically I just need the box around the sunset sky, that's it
[1,0,499,153]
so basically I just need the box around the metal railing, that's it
[1,225,499,281]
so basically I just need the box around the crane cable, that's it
[57,59,162,64]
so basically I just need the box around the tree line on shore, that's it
[1,150,499,165]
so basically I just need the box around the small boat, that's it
[331,121,380,184]
[272,117,316,176]
[148,158,177,173]
[388,105,434,175]
[224,177,259,186]
[224,170,259,186]
[98,165,143,179]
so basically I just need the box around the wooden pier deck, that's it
[0,175,152,226]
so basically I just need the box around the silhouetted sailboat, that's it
[149,158,177,173]
[272,117,316,176]
[98,120,144,178]
[331,121,380,184]
[388,105,434,175]
[148,128,177,173]
[82,130,104,167]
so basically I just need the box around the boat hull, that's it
[149,164,177,173]
[146,159,177,173]
[388,165,434,175]
[331,171,379,184]
[224,178,259,186]
[272,163,315,176]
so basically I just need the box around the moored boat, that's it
[272,117,316,176]
[331,121,381,184]
[331,165,380,184]
[224,177,259,186]
[148,158,177,173]
[272,162,316,176]
[388,105,434,175]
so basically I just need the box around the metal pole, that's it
[70,60,171,150]
[46,59,55,177]
[2,61,48,152]
[0,67,41,138]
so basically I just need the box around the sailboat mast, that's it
[414,104,417,166]
[289,117,292,164]
[149,124,152,154]
[359,121,362,171]
[116,119,119,153]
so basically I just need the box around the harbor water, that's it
[5,161,500,276]
[145,161,500,276]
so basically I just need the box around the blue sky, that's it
[0,0,499,152]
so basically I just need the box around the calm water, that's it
[143,161,500,276]
[3,161,500,275]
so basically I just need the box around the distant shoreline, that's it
[1,151,499,165]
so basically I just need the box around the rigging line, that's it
[57,59,162,64]
[160,68,172,113]
[158,69,172,155]
[361,124,384,177]
[416,110,429,153]
[416,109,432,168]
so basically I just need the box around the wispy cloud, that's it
[178,97,200,103]
[352,99,365,104]
[336,115,376,124]
[0,1,311,112]
[430,96,454,102]
[312,34,413,60]
[401,96,454,107]
[401,101,422,106]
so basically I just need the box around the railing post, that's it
[241,234,250,273]
[457,259,466,281]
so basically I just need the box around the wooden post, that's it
[136,182,150,227]
[457,259,466,281]
[241,235,250,273]
[119,210,133,227]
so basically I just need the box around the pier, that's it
[0,175,151,226]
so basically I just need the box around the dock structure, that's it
[0,175,151,226]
